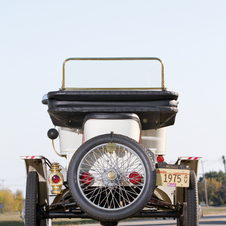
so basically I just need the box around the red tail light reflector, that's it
[80,172,93,185]
[129,171,141,184]
[157,155,164,162]
[52,175,61,184]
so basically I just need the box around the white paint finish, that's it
[84,119,141,142]
[58,127,83,155]
[66,149,77,167]
[141,127,167,155]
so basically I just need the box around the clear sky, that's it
[1,1,226,194]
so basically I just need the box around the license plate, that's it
[156,168,190,187]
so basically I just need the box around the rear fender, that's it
[175,156,201,205]
[177,156,202,177]
[21,156,49,205]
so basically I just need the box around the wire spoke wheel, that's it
[78,143,145,209]
[68,134,156,222]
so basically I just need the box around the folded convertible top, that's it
[45,90,179,130]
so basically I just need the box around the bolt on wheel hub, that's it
[108,171,116,180]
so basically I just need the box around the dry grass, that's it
[202,206,226,215]
[52,219,97,225]
[0,212,24,226]
[0,212,97,226]
[0,212,22,221]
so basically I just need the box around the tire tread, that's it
[25,171,38,226]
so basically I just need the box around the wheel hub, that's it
[103,169,120,186]
[108,171,116,180]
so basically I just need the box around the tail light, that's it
[129,171,141,184]
[51,175,61,184]
[80,172,93,185]
[49,163,64,194]
[157,155,164,163]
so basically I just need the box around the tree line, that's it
[198,170,226,206]
[0,189,23,213]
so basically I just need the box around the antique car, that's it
[21,57,200,226]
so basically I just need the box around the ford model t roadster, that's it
[21,58,200,226]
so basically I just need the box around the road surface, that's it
[87,214,226,226]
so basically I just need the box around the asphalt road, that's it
[87,214,226,226]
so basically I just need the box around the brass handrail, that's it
[62,57,165,90]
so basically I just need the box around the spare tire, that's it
[68,133,156,221]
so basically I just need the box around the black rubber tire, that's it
[177,207,184,226]
[25,171,47,226]
[100,221,118,226]
[177,170,199,226]
[68,134,156,222]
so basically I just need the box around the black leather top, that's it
[45,90,179,130]
[47,90,178,101]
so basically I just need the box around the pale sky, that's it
[1,1,226,194]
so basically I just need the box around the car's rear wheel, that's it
[68,134,156,222]
[25,171,47,226]
[177,170,199,226]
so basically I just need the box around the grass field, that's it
[0,212,97,226]
[0,207,225,226]
[201,206,226,215]
[0,212,24,226]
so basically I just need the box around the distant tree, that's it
[13,190,23,212]
[198,170,226,206]
[0,189,15,212]
[0,189,24,213]
[206,178,221,206]
[219,182,226,204]
[199,170,226,182]
[198,181,205,203]
[218,196,224,206]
